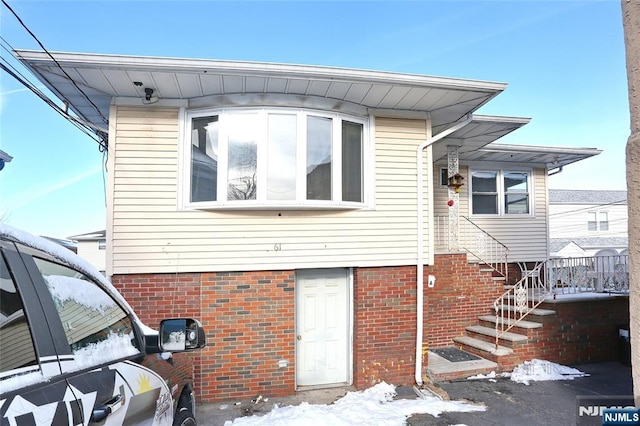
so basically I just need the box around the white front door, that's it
[295,269,350,387]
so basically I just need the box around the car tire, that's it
[174,408,197,426]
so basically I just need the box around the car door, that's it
[14,242,173,425]
[0,240,86,425]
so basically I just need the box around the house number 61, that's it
[274,243,282,251]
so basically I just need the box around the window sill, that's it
[183,201,370,211]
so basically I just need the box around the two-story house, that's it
[16,50,604,402]
[549,189,628,257]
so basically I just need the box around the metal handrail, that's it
[493,260,548,349]
[460,216,509,279]
[434,216,509,279]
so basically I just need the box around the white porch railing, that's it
[434,215,509,279]
[493,254,629,349]
[493,261,547,349]
[547,255,629,295]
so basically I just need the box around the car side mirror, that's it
[159,318,206,352]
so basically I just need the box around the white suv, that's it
[0,224,206,425]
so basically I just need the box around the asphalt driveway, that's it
[407,362,633,426]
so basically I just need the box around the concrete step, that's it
[453,335,513,357]
[478,315,543,330]
[427,350,498,382]
[497,305,556,317]
[466,325,528,344]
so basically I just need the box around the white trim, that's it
[294,268,352,389]
[105,104,117,280]
[15,50,508,92]
[468,167,534,217]
[180,107,372,210]
[115,97,188,108]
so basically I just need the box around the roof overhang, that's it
[14,50,508,136]
[450,141,602,169]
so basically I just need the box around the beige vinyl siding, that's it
[433,164,549,262]
[111,108,428,274]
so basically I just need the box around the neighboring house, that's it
[18,50,607,402]
[42,236,77,253]
[68,230,107,274]
[548,189,628,257]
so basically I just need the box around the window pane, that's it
[600,211,609,231]
[504,172,527,191]
[588,211,597,231]
[505,194,529,214]
[33,257,140,369]
[440,168,449,186]
[473,194,498,214]
[0,254,37,374]
[307,116,332,200]
[191,116,218,202]
[342,121,363,202]
[227,114,258,200]
[268,114,297,200]
[472,171,497,192]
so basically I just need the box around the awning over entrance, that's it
[432,114,601,168]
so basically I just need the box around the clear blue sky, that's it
[0,0,630,238]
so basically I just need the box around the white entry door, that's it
[295,269,350,387]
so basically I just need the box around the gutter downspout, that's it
[548,166,563,176]
[415,114,474,386]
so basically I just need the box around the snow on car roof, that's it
[0,223,152,332]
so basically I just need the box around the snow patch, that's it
[223,382,485,425]
[510,359,589,385]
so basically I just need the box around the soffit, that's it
[14,50,507,135]
[432,115,601,169]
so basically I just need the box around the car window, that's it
[0,252,41,389]
[31,257,141,369]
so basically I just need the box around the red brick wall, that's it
[353,266,417,388]
[113,258,510,402]
[112,273,203,398]
[198,271,296,401]
[424,254,505,348]
[531,297,630,365]
[113,271,296,403]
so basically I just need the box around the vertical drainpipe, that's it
[415,114,473,386]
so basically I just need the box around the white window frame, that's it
[179,107,372,210]
[588,210,609,232]
[469,168,533,217]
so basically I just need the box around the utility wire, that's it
[1,0,109,150]
[0,60,106,149]
[549,198,627,217]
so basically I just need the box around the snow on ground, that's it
[468,359,589,386]
[509,359,589,385]
[221,360,587,425]
[223,382,484,426]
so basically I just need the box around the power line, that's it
[549,198,627,217]
[1,0,109,151]
[0,60,107,150]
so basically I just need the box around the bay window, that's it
[471,169,531,215]
[185,108,367,208]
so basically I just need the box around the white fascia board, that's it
[482,143,602,156]
[471,114,532,125]
[14,50,508,93]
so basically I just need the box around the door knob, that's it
[297,335,302,340]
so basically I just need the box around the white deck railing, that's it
[434,216,509,279]
[546,254,629,294]
[493,254,629,348]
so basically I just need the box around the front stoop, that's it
[426,350,498,382]
[428,308,557,382]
